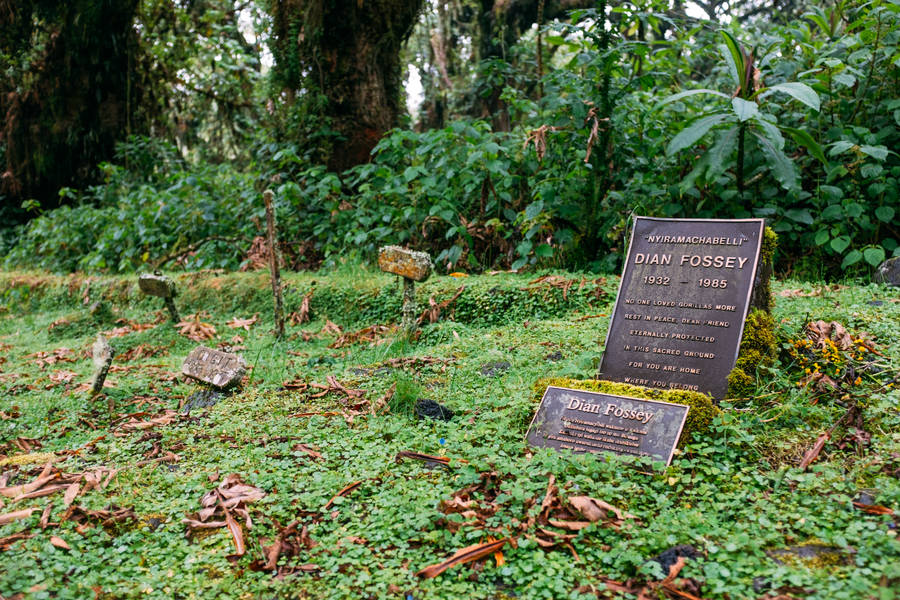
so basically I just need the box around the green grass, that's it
[1,268,898,599]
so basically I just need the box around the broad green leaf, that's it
[785,208,814,225]
[828,141,855,156]
[535,243,554,258]
[845,203,864,218]
[841,249,862,269]
[859,145,890,161]
[666,113,729,156]
[762,82,821,111]
[753,115,785,150]
[814,229,830,245]
[876,206,896,223]
[782,126,828,165]
[732,98,759,122]
[704,126,740,184]
[864,246,886,267]
[830,235,850,253]
[653,89,730,111]
[753,131,799,191]
[821,204,843,220]
[524,200,544,220]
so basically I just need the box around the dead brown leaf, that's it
[323,481,362,509]
[176,313,217,342]
[227,314,258,331]
[49,536,71,550]
[0,507,36,525]
[416,538,510,578]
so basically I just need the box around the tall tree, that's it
[270,0,424,172]
[0,0,141,218]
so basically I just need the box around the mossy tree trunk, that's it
[0,0,140,221]
[271,0,424,172]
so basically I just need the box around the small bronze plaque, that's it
[526,386,688,466]
[599,217,765,399]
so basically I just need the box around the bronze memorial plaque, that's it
[526,386,688,465]
[599,216,765,399]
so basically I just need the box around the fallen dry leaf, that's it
[852,502,894,515]
[176,313,217,342]
[50,536,71,550]
[323,481,362,510]
[416,538,510,578]
[227,314,258,331]
[0,507,36,525]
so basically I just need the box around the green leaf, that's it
[666,113,729,156]
[830,235,850,253]
[785,208,814,225]
[719,31,745,90]
[732,98,759,122]
[535,244,554,258]
[841,249,862,269]
[703,126,740,184]
[814,229,830,245]
[653,89,730,111]
[864,246,886,267]
[876,206,895,223]
[781,126,828,166]
[524,200,544,220]
[859,145,890,161]
[828,141,855,156]
[821,205,843,220]
[761,82,821,111]
[753,115,785,150]
[753,131,799,191]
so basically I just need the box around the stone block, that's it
[139,274,176,298]
[378,246,432,282]
[182,346,247,389]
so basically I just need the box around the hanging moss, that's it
[531,377,719,444]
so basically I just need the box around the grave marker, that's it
[138,273,180,322]
[526,386,688,466]
[182,346,247,389]
[90,334,113,397]
[378,246,433,336]
[599,217,765,399]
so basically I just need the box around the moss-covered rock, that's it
[728,309,778,398]
[728,227,778,398]
[531,377,719,444]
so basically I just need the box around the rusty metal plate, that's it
[598,217,765,399]
[526,386,689,466]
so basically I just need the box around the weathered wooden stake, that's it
[264,189,285,339]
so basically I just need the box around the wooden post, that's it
[264,189,285,339]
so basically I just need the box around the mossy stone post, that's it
[138,273,179,322]
[727,227,778,398]
[378,246,432,339]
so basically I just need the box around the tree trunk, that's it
[0,0,140,219]
[271,0,424,172]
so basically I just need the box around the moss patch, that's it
[728,309,778,398]
[532,377,719,444]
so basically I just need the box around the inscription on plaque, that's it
[526,386,688,466]
[599,217,764,399]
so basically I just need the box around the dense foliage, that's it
[2,0,898,278]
